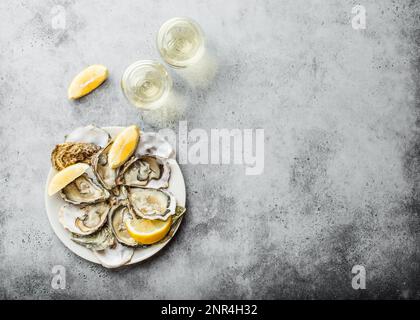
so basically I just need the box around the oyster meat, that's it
[127,187,176,221]
[59,202,110,235]
[109,204,138,247]
[51,142,101,171]
[65,124,110,148]
[71,225,115,250]
[61,168,110,204]
[91,141,118,190]
[117,155,170,189]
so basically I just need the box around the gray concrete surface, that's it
[1,0,419,299]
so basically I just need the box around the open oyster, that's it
[116,155,170,189]
[127,187,176,221]
[59,202,110,235]
[61,168,110,204]
[109,204,138,247]
[71,224,115,250]
[91,141,118,190]
[51,142,101,171]
[65,124,110,148]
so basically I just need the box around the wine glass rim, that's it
[123,59,165,70]
[159,16,202,30]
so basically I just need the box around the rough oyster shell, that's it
[65,124,110,148]
[154,206,187,245]
[91,141,118,190]
[93,242,134,269]
[71,224,115,250]
[59,202,110,235]
[127,187,176,221]
[116,155,170,189]
[51,142,101,171]
[61,167,110,204]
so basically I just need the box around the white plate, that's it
[44,127,186,266]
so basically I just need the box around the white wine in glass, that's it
[121,60,172,110]
[157,17,205,68]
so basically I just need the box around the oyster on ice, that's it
[59,202,110,235]
[51,142,101,171]
[71,224,115,250]
[61,168,110,204]
[91,141,118,190]
[127,187,176,221]
[65,124,110,148]
[109,204,138,247]
[116,155,170,189]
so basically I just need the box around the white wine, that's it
[157,17,205,68]
[121,60,172,110]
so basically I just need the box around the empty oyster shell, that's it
[93,241,134,268]
[59,202,110,235]
[109,204,138,247]
[65,124,110,148]
[71,224,115,250]
[61,167,110,204]
[116,155,170,189]
[136,132,175,159]
[91,141,118,190]
[127,187,176,221]
[51,142,101,171]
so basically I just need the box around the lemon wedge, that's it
[125,216,172,245]
[68,65,108,99]
[108,125,140,169]
[48,163,89,196]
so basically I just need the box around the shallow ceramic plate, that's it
[44,126,186,266]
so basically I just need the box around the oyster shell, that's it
[127,187,176,221]
[65,124,110,148]
[136,132,175,159]
[173,206,187,224]
[116,155,170,189]
[93,242,134,268]
[51,142,101,171]
[51,126,184,267]
[59,202,110,235]
[155,206,187,245]
[109,204,138,247]
[61,168,110,204]
[71,225,115,250]
[91,141,118,190]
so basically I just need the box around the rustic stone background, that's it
[0,0,419,299]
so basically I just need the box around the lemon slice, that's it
[48,163,89,196]
[108,125,140,169]
[125,216,172,245]
[68,65,108,99]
